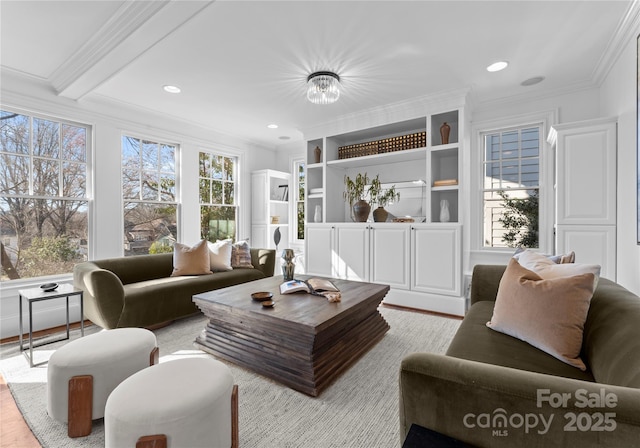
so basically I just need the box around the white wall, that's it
[600,35,640,295]
[0,73,277,338]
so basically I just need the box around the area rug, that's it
[0,307,460,448]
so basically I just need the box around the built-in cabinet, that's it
[548,117,617,280]
[306,223,464,315]
[251,169,291,250]
[304,105,466,316]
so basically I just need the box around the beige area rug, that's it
[0,307,460,448]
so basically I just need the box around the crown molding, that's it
[592,0,640,85]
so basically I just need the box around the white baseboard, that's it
[382,289,465,316]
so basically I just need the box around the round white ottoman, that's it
[105,357,238,448]
[47,328,158,437]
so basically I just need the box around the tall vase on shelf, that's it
[440,122,451,145]
[314,205,322,223]
[439,199,450,222]
[314,146,322,164]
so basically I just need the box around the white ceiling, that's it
[1,1,636,149]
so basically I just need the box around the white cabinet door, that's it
[556,225,616,280]
[334,225,369,281]
[370,224,410,290]
[411,225,461,296]
[305,225,334,277]
[554,119,616,226]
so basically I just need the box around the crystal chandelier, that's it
[306,71,340,104]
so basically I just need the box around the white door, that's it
[411,225,461,296]
[370,224,410,289]
[334,225,369,281]
[305,224,334,277]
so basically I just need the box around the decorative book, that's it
[280,278,341,302]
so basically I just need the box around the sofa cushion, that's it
[447,301,594,382]
[207,239,233,272]
[118,269,267,328]
[231,240,254,268]
[171,240,213,277]
[486,258,595,370]
[516,249,600,291]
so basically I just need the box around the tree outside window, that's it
[482,126,540,249]
[199,152,237,242]
[122,136,177,256]
[1,110,89,280]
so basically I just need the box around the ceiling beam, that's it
[50,0,214,101]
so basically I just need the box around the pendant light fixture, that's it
[307,71,340,104]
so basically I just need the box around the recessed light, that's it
[163,85,181,93]
[267,124,279,129]
[521,76,545,86]
[487,61,509,72]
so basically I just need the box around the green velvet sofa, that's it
[400,264,640,447]
[73,249,275,330]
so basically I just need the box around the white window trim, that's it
[1,107,93,284]
[470,110,557,258]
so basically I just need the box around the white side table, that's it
[19,284,84,367]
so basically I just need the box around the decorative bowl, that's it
[261,300,275,308]
[40,283,59,292]
[251,292,273,301]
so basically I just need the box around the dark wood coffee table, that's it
[192,275,390,396]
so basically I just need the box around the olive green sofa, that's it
[400,265,640,448]
[73,249,275,330]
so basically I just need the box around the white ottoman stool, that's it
[105,357,238,448]
[47,328,158,438]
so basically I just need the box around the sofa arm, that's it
[73,263,125,329]
[469,265,506,305]
[250,248,275,277]
[400,353,640,447]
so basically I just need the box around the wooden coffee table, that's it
[193,275,390,396]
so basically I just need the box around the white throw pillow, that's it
[517,249,600,291]
[207,239,233,272]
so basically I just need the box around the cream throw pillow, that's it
[517,249,600,291]
[487,258,595,370]
[171,240,213,276]
[207,239,233,271]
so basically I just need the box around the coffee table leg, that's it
[18,294,23,353]
[79,293,84,336]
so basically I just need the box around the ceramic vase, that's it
[440,122,451,145]
[352,200,371,222]
[439,199,450,222]
[314,146,322,163]
[314,204,322,223]
[372,207,388,222]
[281,249,295,281]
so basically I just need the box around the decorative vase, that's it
[281,249,295,281]
[439,199,450,222]
[440,122,451,145]
[314,146,322,164]
[314,204,322,223]
[352,200,371,222]
[372,207,388,223]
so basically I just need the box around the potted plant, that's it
[368,175,400,222]
[343,173,371,222]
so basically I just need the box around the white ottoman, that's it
[105,357,238,448]
[47,328,158,437]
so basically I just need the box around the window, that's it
[1,110,90,280]
[199,151,237,241]
[482,126,540,249]
[294,160,305,240]
[122,136,177,256]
